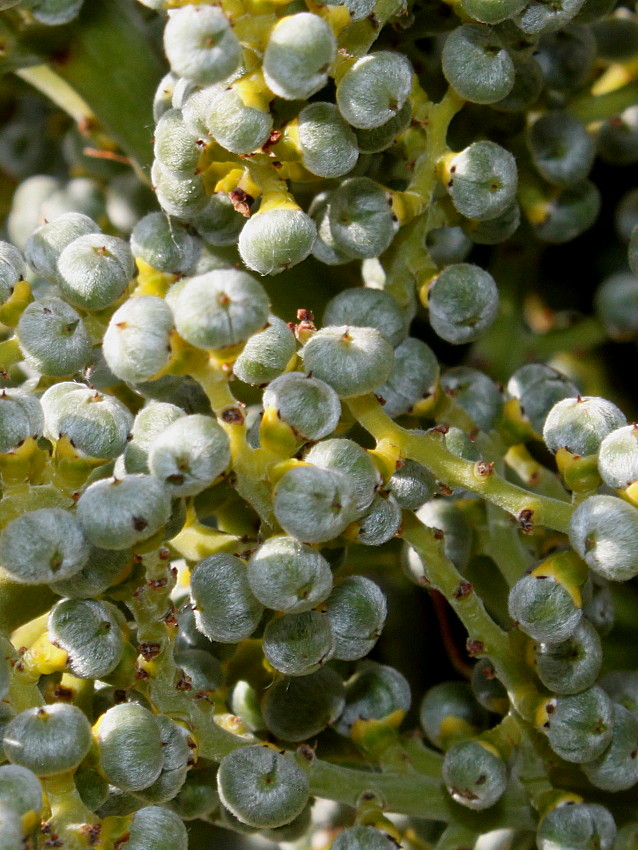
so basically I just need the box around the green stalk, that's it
[569,81,638,123]
[400,512,511,658]
[308,758,536,830]
[348,394,574,533]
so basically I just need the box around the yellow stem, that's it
[348,394,573,533]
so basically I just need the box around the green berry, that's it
[217,745,309,828]
[301,326,394,399]
[248,535,333,614]
[263,13,336,101]
[4,704,91,776]
[0,508,89,584]
[96,704,164,792]
[263,610,335,676]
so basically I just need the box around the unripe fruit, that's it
[273,465,357,543]
[238,209,317,276]
[337,52,413,129]
[248,536,333,614]
[443,740,507,810]
[190,554,264,643]
[163,6,241,85]
[263,13,336,101]
[262,373,341,443]
[103,296,175,384]
[148,413,230,496]
[570,495,638,581]
[95,704,164,792]
[217,745,310,828]
[263,610,335,676]
[76,475,172,550]
[0,508,89,584]
[168,269,269,351]
[4,704,92,776]
[301,326,394,399]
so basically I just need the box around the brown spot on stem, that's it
[518,509,534,534]
[466,639,485,657]
[454,580,473,599]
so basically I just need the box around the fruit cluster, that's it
[0,0,637,848]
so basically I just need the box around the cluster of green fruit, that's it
[0,0,638,847]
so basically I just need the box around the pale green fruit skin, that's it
[335,661,411,736]
[43,386,133,460]
[298,102,359,178]
[0,765,43,819]
[17,296,92,378]
[598,425,638,488]
[0,241,26,303]
[168,269,269,350]
[442,25,515,104]
[535,618,603,695]
[48,598,125,679]
[103,295,175,384]
[507,363,579,435]
[238,209,317,276]
[301,326,394,399]
[332,826,398,849]
[24,211,99,281]
[206,88,273,155]
[262,372,341,442]
[544,686,614,763]
[262,610,335,676]
[448,141,518,221]
[0,802,23,850]
[0,508,89,585]
[337,52,413,129]
[248,535,333,614]
[56,233,135,310]
[130,212,201,275]
[325,575,387,659]
[508,572,582,643]
[419,681,488,750]
[570,495,638,581]
[261,667,345,741]
[0,390,43,454]
[163,5,241,86]
[442,739,508,810]
[356,492,402,546]
[305,437,380,517]
[3,704,92,776]
[123,806,188,850]
[323,287,407,348]
[377,337,440,418]
[96,704,164,793]
[148,413,230,496]
[327,178,397,259]
[583,703,638,791]
[233,316,296,387]
[543,396,627,456]
[273,465,357,544]
[428,263,499,344]
[76,475,172,550]
[190,554,264,644]
[124,402,186,474]
[50,546,131,600]
[537,803,616,850]
[217,745,310,828]
[263,13,336,101]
